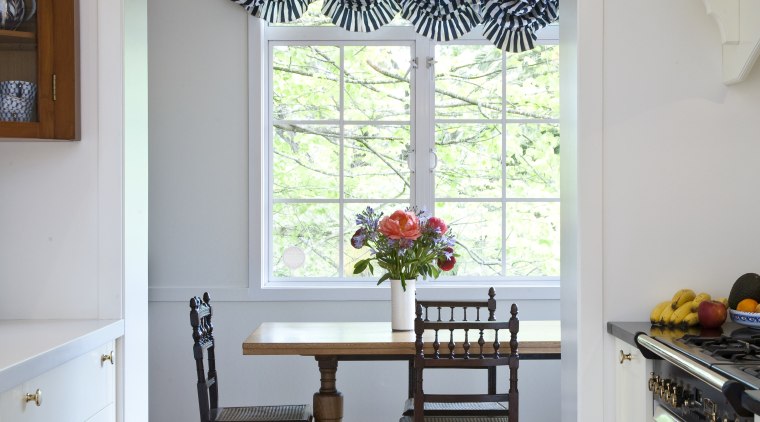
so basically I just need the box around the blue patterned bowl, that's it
[729,309,760,329]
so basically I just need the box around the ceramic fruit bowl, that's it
[729,309,760,329]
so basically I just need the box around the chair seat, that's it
[399,417,507,422]
[402,399,508,416]
[212,404,313,422]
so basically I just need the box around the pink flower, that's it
[426,217,447,235]
[437,247,456,271]
[378,210,421,240]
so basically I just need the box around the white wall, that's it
[601,1,760,420]
[147,0,562,421]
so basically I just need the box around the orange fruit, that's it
[737,298,759,312]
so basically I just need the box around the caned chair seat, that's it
[402,399,508,416]
[400,417,508,422]
[211,404,312,422]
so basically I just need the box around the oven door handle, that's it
[636,334,730,390]
[635,333,753,417]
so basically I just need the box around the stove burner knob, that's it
[703,398,717,422]
[669,385,680,407]
[648,373,657,392]
[661,380,671,400]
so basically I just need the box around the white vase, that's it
[390,279,416,331]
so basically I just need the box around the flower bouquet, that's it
[350,206,457,291]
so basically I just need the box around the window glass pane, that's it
[435,45,502,120]
[344,45,412,121]
[505,123,560,198]
[343,202,409,277]
[505,45,559,119]
[272,203,340,277]
[273,45,340,120]
[436,201,502,277]
[435,123,501,198]
[344,125,411,200]
[273,124,340,199]
[505,202,559,276]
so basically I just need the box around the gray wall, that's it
[147,0,561,421]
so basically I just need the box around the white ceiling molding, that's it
[703,0,760,84]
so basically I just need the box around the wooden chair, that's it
[400,302,520,422]
[402,288,505,417]
[190,292,313,422]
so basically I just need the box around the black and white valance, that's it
[400,0,481,42]
[231,0,314,23]
[482,0,558,52]
[230,0,558,52]
[322,0,401,32]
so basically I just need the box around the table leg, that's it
[313,356,343,422]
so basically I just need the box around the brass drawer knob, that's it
[101,351,114,366]
[25,389,42,407]
[619,349,632,364]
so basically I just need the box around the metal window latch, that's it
[405,58,418,79]
[406,148,416,173]
[429,149,438,173]
[426,57,437,69]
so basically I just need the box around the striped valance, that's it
[229,0,558,52]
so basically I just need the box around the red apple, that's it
[698,300,728,328]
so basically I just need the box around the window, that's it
[249,3,559,298]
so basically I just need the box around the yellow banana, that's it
[671,289,696,310]
[660,305,676,326]
[670,302,694,325]
[717,297,729,307]
[683,312,700,327]
[650,301,671,324]
[691,293,712,311]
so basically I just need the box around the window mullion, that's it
[339,46,345,278]
[413,36,435,213]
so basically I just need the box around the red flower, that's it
[378,210,421,240]
[426,216,447,235]
[437,247,456,271]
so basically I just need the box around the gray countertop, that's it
[0,319,124,393]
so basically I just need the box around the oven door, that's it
[653,404,685,422]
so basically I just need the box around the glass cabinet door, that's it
[0,0,39,124]
[0,0,77,141]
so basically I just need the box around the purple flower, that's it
[350,229,366,249]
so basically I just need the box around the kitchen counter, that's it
[608,320,752,347]
[0,319,124,393]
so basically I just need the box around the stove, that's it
[636,324,760,421]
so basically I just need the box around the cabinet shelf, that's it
[0,29,36,44]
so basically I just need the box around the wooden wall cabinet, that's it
[0,0,77,141]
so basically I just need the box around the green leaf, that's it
[353,259,369,274]
[377,272,391,285]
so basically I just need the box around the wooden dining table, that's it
[243,321,561,422]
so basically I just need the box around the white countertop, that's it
[0,319,124,393]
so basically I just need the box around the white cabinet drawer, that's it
[0,341,115,422]
[614,337,652,422]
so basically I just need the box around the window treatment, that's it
[229,0,558,52]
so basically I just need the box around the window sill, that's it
[148,279,560,302]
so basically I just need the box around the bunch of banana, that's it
[650,289,712,327]
[691,292,711,311]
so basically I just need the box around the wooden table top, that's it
[243,321,560,357]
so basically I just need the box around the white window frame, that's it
[248,16,561,301]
